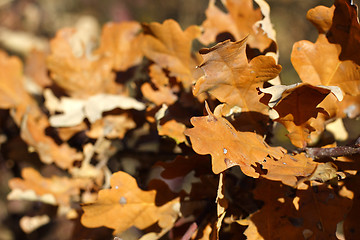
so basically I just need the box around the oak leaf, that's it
[81,171,180,235]
[141,19,201,88]
[21,112,82,169]
[328,0,360,65]
[185,103,317,186]
[242,180,352,239]
[8,167,92,208]
[193,38,281,115]
[292,34,360,96]
[306,5,334,34]
[96,21,143,71]
[199,0,275,52]
[86,114,136,139]
[47,28,119,98]
[48,93,145,128]
[0,50,34,123]
[259,83,343,148]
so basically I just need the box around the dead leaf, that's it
[328,0,360,65]
[306,5,335,34]
[185,103,316,186]
[25,49,52,88]
[259,83,343,148]
[194,38,281,115]
[199,0,275,52]
[87,114,136,139]
[96,21,143,71]
[47,28,119,98]
[21,112,82,169]
[141,19,201,88]
[242,179,352,239]
[292,34,360,97]
[81,171,180,235]
[8,167,92,208]
[19,215,50,234]
[0,50,34,123]
[48,93,145,127]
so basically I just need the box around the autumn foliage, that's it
[2,0,360,239]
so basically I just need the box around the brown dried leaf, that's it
[292,34,360,96]
[244,180,352,239]
[8,167,91,207]
[25,49,52,88]
[141,19,201,88]
[185,103,316,186]
[194,38,281,114]
[0,50,34,123]
[259,83,343,148]
[157,119,186,144]
[306,5,334,33]
[81,171,180,235]
[328,0,360,65]
[47,28,119,98]
[199,0,275,52]
[21,112,82,169]
[86,114,136,139]
[96,21,143,71]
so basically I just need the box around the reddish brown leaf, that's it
[259,83,343,148]
[81,171,180,235]
[328,0,360,65]
[194,38,281,115]
[244,180,352,239]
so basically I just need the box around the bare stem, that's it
[305,137,360,159]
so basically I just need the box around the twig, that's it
[181,222,198,240]
[305,137,360,159]
[180,199,216,240]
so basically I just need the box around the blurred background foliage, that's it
[0,0,359,84]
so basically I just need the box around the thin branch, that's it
[181,222,198,240]
[305,137,360,159]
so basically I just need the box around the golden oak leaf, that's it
[199,0,275,52]
[25,49,52,88]
[86,114,136,139]
[81,171,180,235]
[0,50,34,123]
[292,34,360,96]
[259,83,343,148]
[47,28,120,98]
[141,19,201,88]
[194,38,281,114]
[185,103,317,186]
[20,112,82,169]
[157,119,186,144]
[244,180,352,239]
[8,167,91,207]
[328,0,360,65]
[306,5,334,34]
[96,21,143,71]
[141,64,178,106]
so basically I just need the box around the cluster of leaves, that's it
[2,0,360,239]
